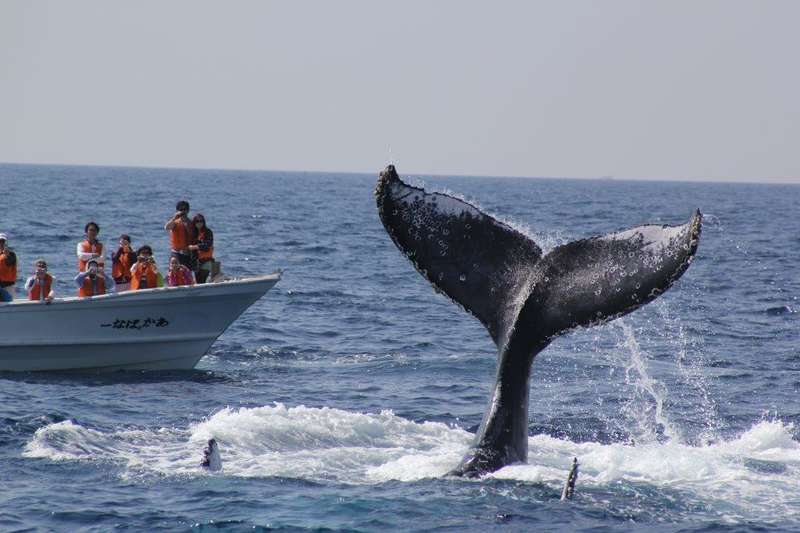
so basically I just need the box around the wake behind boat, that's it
[0,273,281,372]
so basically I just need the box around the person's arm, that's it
[47,277,55,300]
[74,272,88,288]
[165,212,182,231]
[198,230,214,251]
[76,242,95,262]
[24,276,35,292]
[104,272,116,293]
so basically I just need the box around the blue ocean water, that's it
[0,163,798,531]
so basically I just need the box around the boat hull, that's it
[0,273,280,371]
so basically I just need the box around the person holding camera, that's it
[111,234,137,292]
[25,259,55,303]
[77,221,105,272]
[75,258,115,297]
[164,200,195,270]
[0,233,17,302]
[166,256,195,287]
[129,245,161,290]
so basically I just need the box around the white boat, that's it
[0,272,281,372]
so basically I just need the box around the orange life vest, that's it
[112,247,135,282]
[28,274,53,301]
[78,240,104,272]
[0,251,16,284]
[78,275,106,297]
[170,220,193,252]
[130,263,158,290]
[197,229,214,262]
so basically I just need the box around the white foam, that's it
[22,406,800,521]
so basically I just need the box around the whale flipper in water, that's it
[201,438,222,472]
[375,165,701,477]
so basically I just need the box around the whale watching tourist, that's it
[167,256,195,287]
[77,221,105,272]
[75,259,115,297]
[111,234,137,292]
[0,233,17,302]
[130,245,161,290]
[25,259,55,303]
[188,213,214,283]
[165,200,195,269]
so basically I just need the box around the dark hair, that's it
[85,221,100,233]
[176,200,190,212]
[192,214,207,225]
[136,245,153,256]
[119,234,131,242]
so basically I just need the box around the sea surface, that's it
[0,163,798,532]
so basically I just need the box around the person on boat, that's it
[77,221,105,272]
[188,214,214,284]
[0,233,17,302]
[164,200,195,270]
[166,256,195,287]
[129,245,161,290]
[25,258,55,303]
[75,259,115,297]
[111,234,137,292]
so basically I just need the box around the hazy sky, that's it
[2,1,799,182]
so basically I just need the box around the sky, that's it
[1,1,799,183]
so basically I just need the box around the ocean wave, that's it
[22,404,800,523]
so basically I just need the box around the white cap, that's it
[0,233,7,241]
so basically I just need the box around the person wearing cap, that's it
[164,200,196,270]
[0,233,18,302]
[77,221,106,272]
[25,259,55,303]
[111,234,137,292]
[74,258,115,297]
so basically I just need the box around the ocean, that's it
[0,163,798,531]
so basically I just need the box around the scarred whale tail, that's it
[375,165,701,477]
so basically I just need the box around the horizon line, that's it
[1,160,798,186]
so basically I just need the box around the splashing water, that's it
[616,321,681,444]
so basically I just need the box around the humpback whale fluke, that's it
[375,165,701,477]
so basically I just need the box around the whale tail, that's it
[376,165,701,476]
[376,165,700,346]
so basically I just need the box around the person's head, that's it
[34,259,47,275]
[85,222,100,239]
[136,245,153,263]
[119,234,131,248]
[0,232,7,248]
[169,256,180,270]
[176,200,190,215]
[192,214,206,230]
